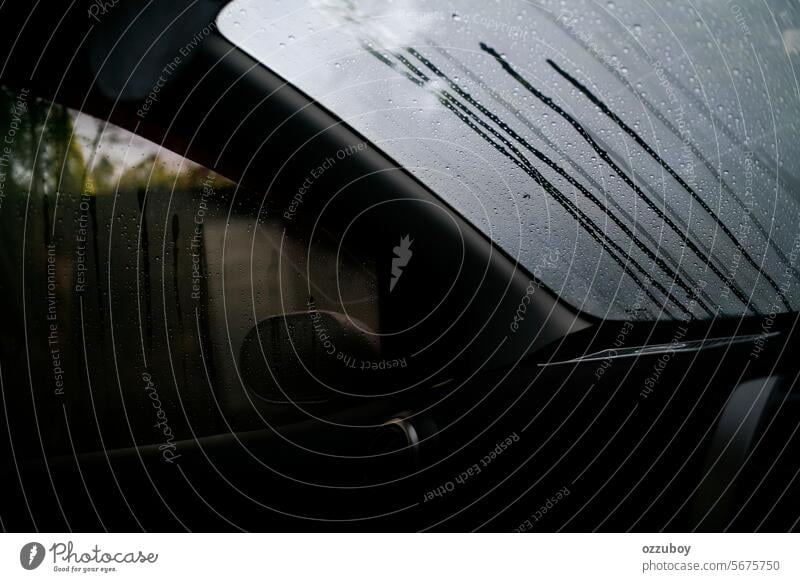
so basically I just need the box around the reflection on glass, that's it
[219,0,800,320]
[0,88,379,456]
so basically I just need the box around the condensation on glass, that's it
[218,0,800,320]
[0,88,378,454]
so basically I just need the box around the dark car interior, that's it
[1,0,799,532]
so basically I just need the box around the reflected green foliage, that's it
[0,85,229,203]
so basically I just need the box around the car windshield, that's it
[218,0,800,320]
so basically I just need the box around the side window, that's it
[0,86,380,456]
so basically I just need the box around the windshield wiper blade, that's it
[538,331,780,366]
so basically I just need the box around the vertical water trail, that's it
[404,47,714,316]
[548,58,791,309]
[481,43,756,314]
[364,42,689,318]
[541,7,800,207]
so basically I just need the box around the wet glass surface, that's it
[219,0,800,320]
[0,89,379,453]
